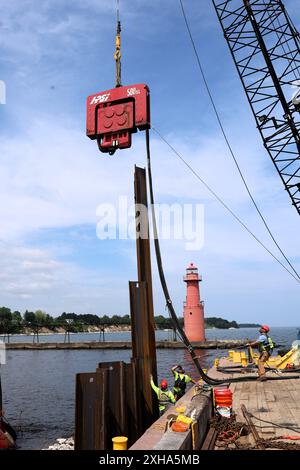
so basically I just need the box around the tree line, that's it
[0,306,239,335]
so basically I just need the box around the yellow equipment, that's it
[176,414,194,428]
[273,344,300,370]
[112,436,128,450]
[218,343,300,370]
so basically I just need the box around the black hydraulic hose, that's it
[145,129,224,385]
[217,365,255,370]
[145,128,300,384]
[218,365,300,374]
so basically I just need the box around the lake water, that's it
[1,327,298,449]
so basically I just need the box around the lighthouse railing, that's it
[183,300,205,308]
[183,275,202,282]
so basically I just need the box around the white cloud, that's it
[0,242,60,297]
[0,238,132,314]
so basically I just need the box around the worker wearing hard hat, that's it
[248,325,274,381]
[171,365,197,400]
[150,374,176,415]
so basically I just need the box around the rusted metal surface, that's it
[129,282,158,427]
[201,427,218,450]
[75,370,108,450]
[97,361,127,439]
[236,437,300,450]
[75,361,143,450]
[134,166,155,338]
[130,166,159,425]
[241,404,264,450]
[133,167,156,367]
[126,360,142,440]
[76,365,123,450]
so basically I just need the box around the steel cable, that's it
[153,127,300,285]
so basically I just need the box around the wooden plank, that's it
[248,382,258,412]
[264,388,276,402]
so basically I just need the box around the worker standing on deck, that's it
[171,365,197,400]
[248,325,274,381]
[150,375,176,416]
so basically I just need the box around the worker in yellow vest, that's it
[171,364,197,400]
[150,374,176,416]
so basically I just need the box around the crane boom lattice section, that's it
[213,0,300,214]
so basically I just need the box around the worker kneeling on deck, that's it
[248,325,274,381]
[171,365,197,400]
[150,375,176,416]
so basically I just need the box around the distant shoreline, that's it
[5,339,250,350]
[0,324,267,338]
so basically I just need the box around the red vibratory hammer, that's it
[86,83,151,155]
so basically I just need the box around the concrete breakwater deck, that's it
[5,340,248,350]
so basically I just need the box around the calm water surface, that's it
[1,327,298,449]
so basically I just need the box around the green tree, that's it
[0,307,12,321]
[120,315,130,325]
[58,312,77,321]
[35,310,49,325]
[12,311,22,322]
[100,315,111,325]
[24,310,35,323]
[205,317,239,329]
[111,315,122,325]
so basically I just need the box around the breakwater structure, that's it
[5,340,249,350]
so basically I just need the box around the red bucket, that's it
[214,388,233,408]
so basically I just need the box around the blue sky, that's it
[0,0,299,325]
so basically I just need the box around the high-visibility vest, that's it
[259,334,274,353]
[174,373,187,392]
[157,389,172,408]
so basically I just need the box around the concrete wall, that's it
[130,385,213,451]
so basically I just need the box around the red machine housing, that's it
[86,83,150,154]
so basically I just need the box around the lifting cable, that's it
[179,0,300,282]
[145,128,299,384]
[114,0,122,87]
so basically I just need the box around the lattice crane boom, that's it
[213,0,300,214]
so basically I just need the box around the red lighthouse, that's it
[183,263,205,342]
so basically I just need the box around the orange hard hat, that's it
[261,325,270,332]
[160,380,168,390]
